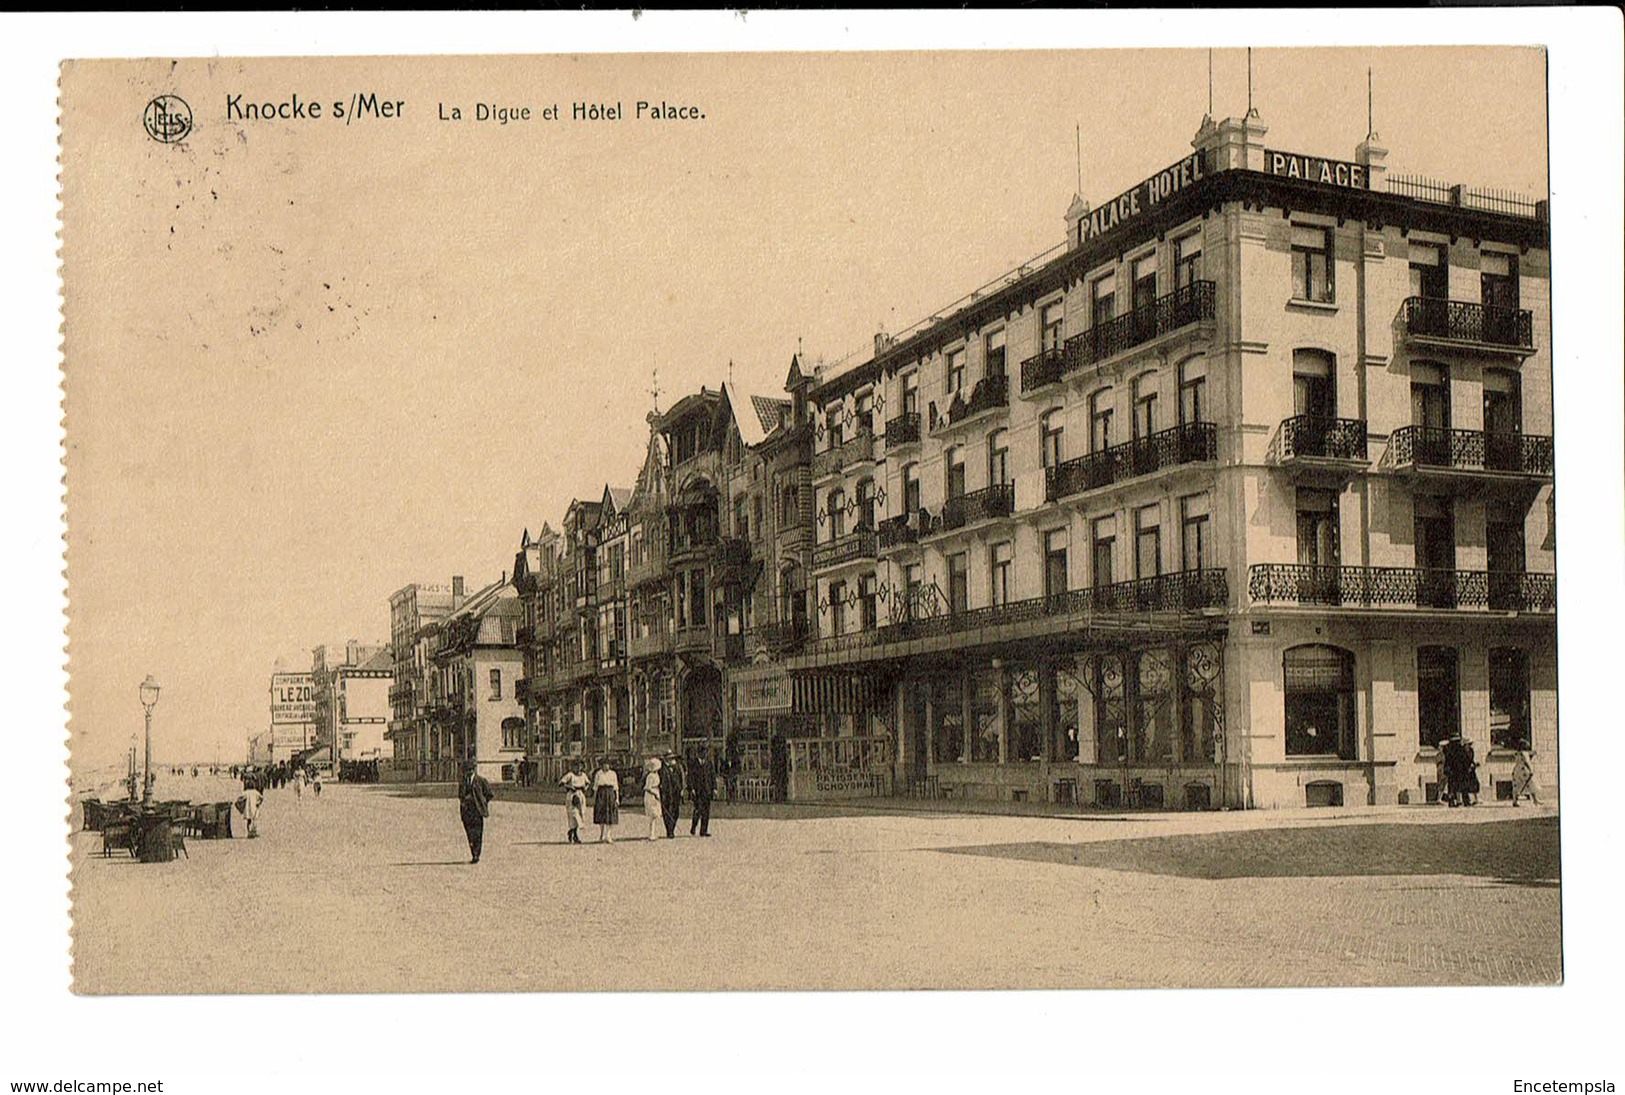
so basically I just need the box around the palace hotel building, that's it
[728,107,1554,810]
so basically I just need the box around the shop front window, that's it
[1489,647,1531,751]
[1417,645,1460,750]
[970,667,1001,763]
[933,676,964,764]
[1009,669,1043,763]
[1134,650,1176,764]
[1284,644,1357,758]
[1095,654,1129,765]
[1050,665,1082,762]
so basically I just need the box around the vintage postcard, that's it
[62,46,1560,996]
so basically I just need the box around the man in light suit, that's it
[458,761,494,863]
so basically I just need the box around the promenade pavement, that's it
[70,774,1561,994]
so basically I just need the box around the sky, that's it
[60,46,1549,768]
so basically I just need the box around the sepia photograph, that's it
[10,9,1625,1091]
[59,43,1566,995]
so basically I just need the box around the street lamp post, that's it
[139,675,161,806]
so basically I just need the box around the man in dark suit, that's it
[688,749,715,837]
[659,751,684,838]
[458,761,494,863]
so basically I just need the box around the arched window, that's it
[1283,644,1357,759]
[1089,388,1114,452]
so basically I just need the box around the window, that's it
[1044,528,1070,600]
[1131,373,1158,439]
[831,486,855,539]
[1089,389,1114,453]
[1489,648,1532,750]
[855,478,876,530]
[1481,252,1519,310]
[902,371,919,416]
[1178,359,1207,426]
[903,563,923,614]
[1092,516,1116,586]
[1131,253,1158,312]
[1484,370,1523,440]
[1284,645,1357,758]
[1409,242,1448,300]
[945,446,966,501]
[1135,504,1161,579]
[1009,669,1043,763]
[1296,488,1339,568]
[828,580,846,636]
[752,496,763,540]
[1135,651,1176,764]
[970,667,1000,762]
[1414,494,1455,574]
[987,429,1009,487]
[1174,232,1203,289]
[1041,301,1064,353]
[855,390,874,434]
[947,553,969,615]
[984,328,1006,380]
[932,676,964,765]
[1180,493,1210,571]
[1050,665,1082,762]
[1291,224,1335,303]
[1041,409,1065,470]
[1092,275,1116,327]
[735,497,749,540]
[860,573,879,631]
[990,541,1013,606]
[688,570,707,631]
[902,463,921,515]
[488,668,502,701]
[946,347,966,395]
[1293,349,1336,419]
[826,402,845,448]
[1417,646,1461,749]
[780,484,800,527]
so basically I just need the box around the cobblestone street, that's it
[71,776,1561,994]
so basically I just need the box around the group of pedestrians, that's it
[454,750,724,863]
[234,763,322,839]
[1433,736,1542,807]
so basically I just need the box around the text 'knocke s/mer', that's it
[225,93,405,122]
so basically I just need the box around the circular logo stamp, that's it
[143,95,193,144]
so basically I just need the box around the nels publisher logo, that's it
[142,94,192,143]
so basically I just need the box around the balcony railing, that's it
[812,429,876,479]
[673,627,712,654]
[1268,416,1369,464]
[884,411,921,447]
[627,549,669,588]
[714,536,753,570]
[1400,297,1533,350]
[629,630,674,660]
[1248,564,1555,612]
[751,617,808,657]
[1022,281,1215,394]
[669,527,720,557]
[803,569,1229,657]
[1046,422,1217,501]
[877,513,922,549]
[1385,426,1554,477]
[943,374,1009,427]
[940,483,1016,532]
[813,527,878,569]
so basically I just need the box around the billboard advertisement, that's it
[270,671,317,724]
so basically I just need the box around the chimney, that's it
[452,575,465,610]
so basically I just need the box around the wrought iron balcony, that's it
[812,429,876,480]
[1046,422,1217,501]
[673,627,712,654]
[1267,416,1369,464]
[942,374,1009,427]
[884,411,921,447]
[1247,564,1555,612]
[752,617,808,657]
[1400,297,1533,351]
[813,527,878,570]
[1384,426,1554,478]
[877,512,923,549]
[1023,281,1215,394]
[627,549,668,588]
[806,569,1229,656]
[940,483,1016,532]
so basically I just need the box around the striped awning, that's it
[792,673,882,715]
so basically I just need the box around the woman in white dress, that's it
[643,758,663,841]
[591,758,620,843]
[558,758,589,843]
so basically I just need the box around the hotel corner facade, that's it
[735,110,1554,811]
[417,106,1555,812]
